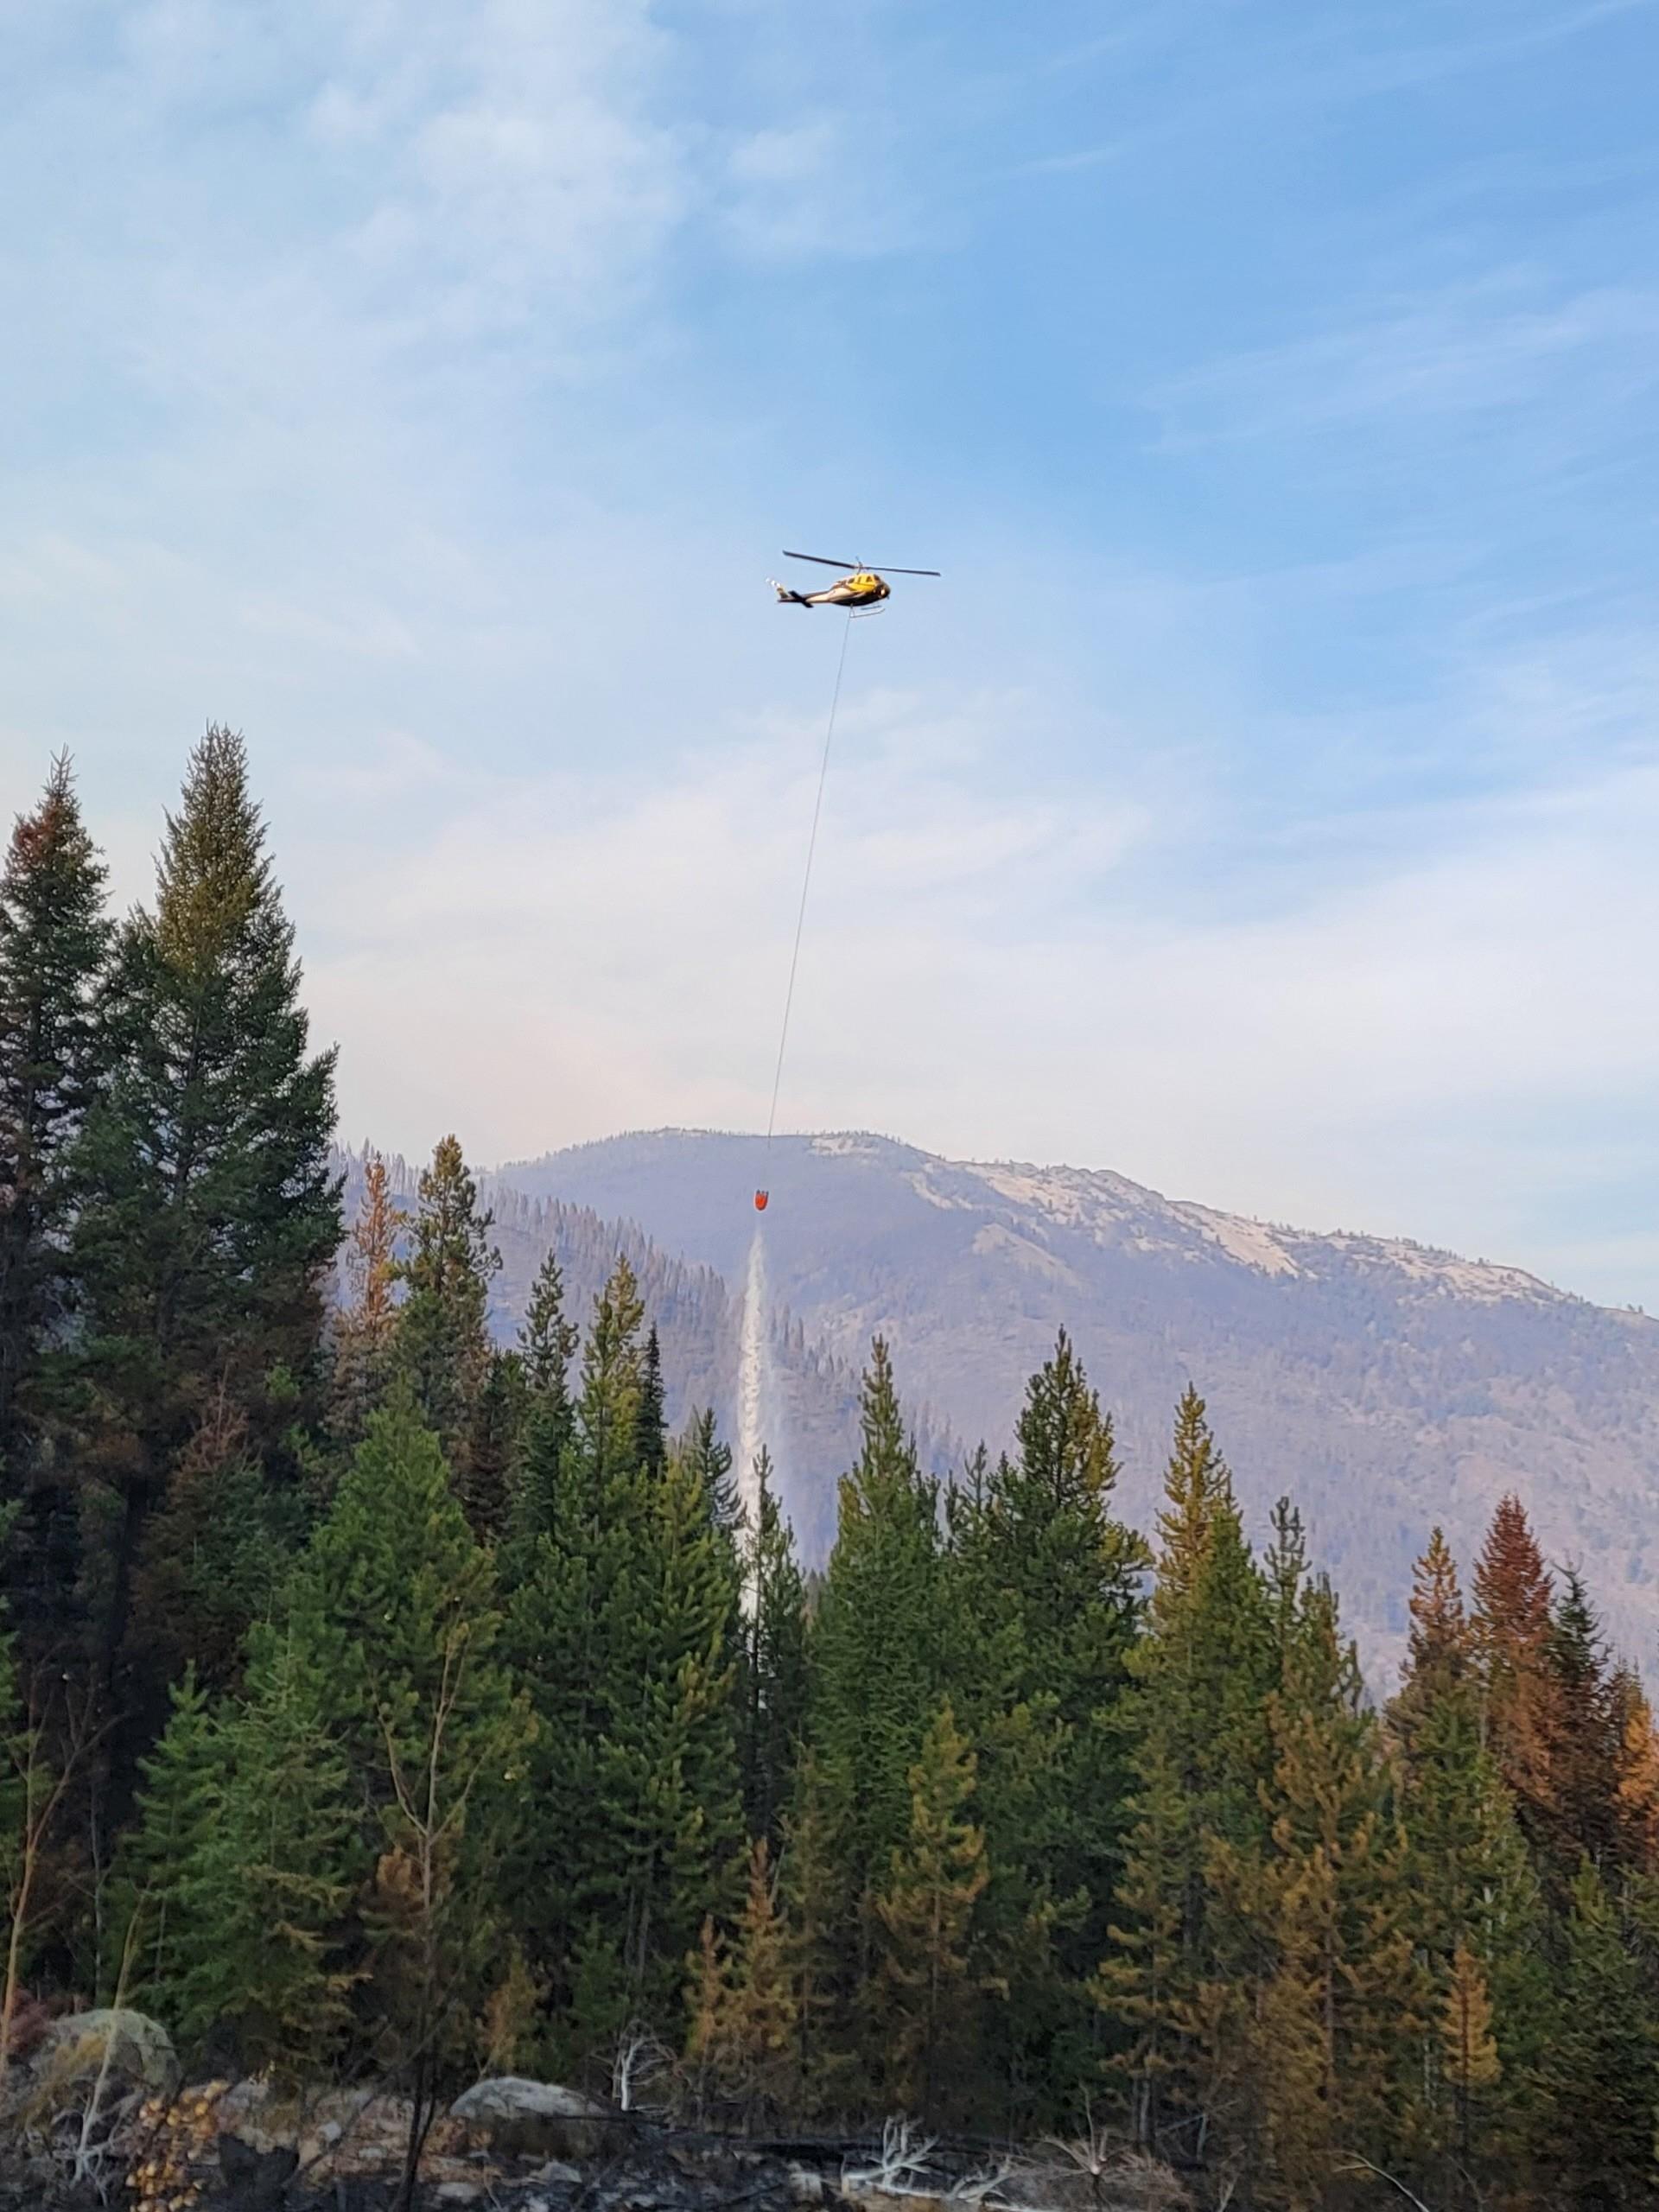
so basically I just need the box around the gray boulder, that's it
[448,2075,616,2161]
[32,2009,180,2100]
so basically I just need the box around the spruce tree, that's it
[510,1263,741,2036]
[685,1838,797,2123]
[801,1340,944,2017]
[520,1248,578,1408]
[1208,1577,1425,2208]
[329,1151,404,1451]
[393,1135,499,1481]
[637,1325,667,1480]
[946,1335,1146,2115]
[576,1254,646,1487]
[1532,1860,1658,2209]
[127,1398,290,1692]
[870,1700,994,2124]
[460,1351,525,1544]
[739,1452,807,1852]
[1101,1390,1273,2152]
[681,1408,744,1551]
[1389,1530,1544,2198]
[69,727,339,1729]
[0,756,111,1601]
[1612,1671,1659,1872]
[1390,1526,1471,1759]
[1535,1567,1622,1878]
[118,1666,220,2010]
[1471,1494,1555,1849]
[591,1424,743,2013]
[679,1408,746,1690]
[283,1402,533,2090]
[510,1248,577,1536]
[160,1625,360,2073]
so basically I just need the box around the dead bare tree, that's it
[611,2020,675,2114]
[375,1628,499,2212]
[842,2116,941,2198]
[1336,2153,1438,2211]
[0,1668,105,2101]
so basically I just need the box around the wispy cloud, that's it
[1158,276,1659,445]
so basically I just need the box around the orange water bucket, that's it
[754,1190,769,1211]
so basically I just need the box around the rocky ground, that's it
[0,2010,1184,2212]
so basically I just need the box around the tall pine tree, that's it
[329,1150,404,1452]
[1471,1494,1555,1853]
[946,1335,1147,2115]
[0,756,111,1471]
[870,1699,995,2125]
[739,1452,808,1853]
[800,1338,944,2049]
[1389,1529,1545,2202]
[1101,1389,1273,2154]
[0,755,112,1655]
[393,1135,499,1510]
[70,728,339,1744]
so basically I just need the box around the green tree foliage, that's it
[0,757,111,1628]
[1205,1574,1424,2210]
[510,1247,578,1539]
[962,1338,1146,2056]
[393,1135,500,1506]
[1536,1567,1623,1877]
[738,1451,807,1852]
[686,1838,797,2124]
[870,1700,995,2124]
[1389,1530,1545,2190]
[799,1339,944,2025]
[158,1630,359,2075]
[1532,1861,1658,2209]
[508,1261,741,2040]
[69,727,339,1728]
[1471,1493,1556,1850]
[329,1150,404,1452]
[126,1397,293,1692]
[119,1665,219,2008]
[1100,1389,1273,2153]
[127,1404,529,2083]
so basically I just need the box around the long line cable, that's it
[766,610,855,1152]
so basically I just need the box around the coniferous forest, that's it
[7,730,1659,2211]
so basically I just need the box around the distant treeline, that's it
[2,734,1657,2211]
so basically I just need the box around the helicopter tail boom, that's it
[770,580,814,606]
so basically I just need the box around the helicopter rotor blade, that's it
[873,566,942,576]
[782,550,861,569]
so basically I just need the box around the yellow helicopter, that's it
[769,549,940,610]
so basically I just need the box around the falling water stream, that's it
[736,1221,772,1551]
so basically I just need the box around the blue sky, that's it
[4,0,1658,1304]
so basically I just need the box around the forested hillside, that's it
[504,1129,1659,1674]
[5,734,1659,2211]
[329,1146,960,1561]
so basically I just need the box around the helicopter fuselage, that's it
[773,571,891,608]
